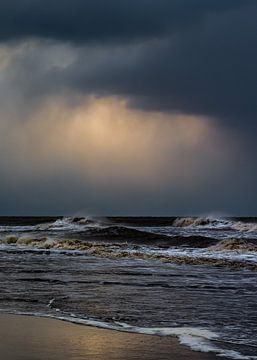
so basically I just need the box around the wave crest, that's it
[210,239,257,252]
[173,217,228,228]
[231,222,257,233]
[36,216,102,230]
[173,217,257,235]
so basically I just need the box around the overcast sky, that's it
[0,0,256,216]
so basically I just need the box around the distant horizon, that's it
[1,214,257,218]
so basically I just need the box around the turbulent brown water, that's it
[0,216,257,359]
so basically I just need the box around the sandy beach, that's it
[0,314,225,360]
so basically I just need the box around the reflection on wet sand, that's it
[0,315,220,360]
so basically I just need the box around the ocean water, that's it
[0,216,257,359]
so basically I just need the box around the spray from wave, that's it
[173,216,257,232]
[35,216,105,230]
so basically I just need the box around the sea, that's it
[0,215,257,359]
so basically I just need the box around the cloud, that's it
[0,96,231,184]
[0,1,256,129]
[0,95,239,215]
[0,0,252,44]
[57,4,257,127]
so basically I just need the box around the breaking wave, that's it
[210,239,257,252]
[231,222,257,233]
[35,216,104,230]
[173,217,257,233]
[173,217,232,229]
[1,235,257,270]
[2,216,257,241]
[1,216,257,270]
[0,231,219,249]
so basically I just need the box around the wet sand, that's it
[0,314,224,360]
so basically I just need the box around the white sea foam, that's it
[1,234,257,267]
[0,217,100,232]
[210,239,257,252]
[145,246,257,264]
[0,225,37,232]
[178,334,256,360]
[173,217,257,234]
[231,222,257,233]
[37,216,105,231]
[173,216,233,229]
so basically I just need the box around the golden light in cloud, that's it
[0,47,9,70]
[1,95,234,190]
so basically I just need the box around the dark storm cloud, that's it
[2,1,256,128]
[49,3,256,127]
[0,0,252,44]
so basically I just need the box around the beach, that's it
[0,216,257,359]
[0,314,224,360]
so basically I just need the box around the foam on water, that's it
[0,225,37,232]
[2,216,257,242]
[172,216,233,229]
[210,239,257,252]
[0,217,106,233]
[231,222,257,233]
[172,216,257,234]
[1,234,257,270]
[36,216,105,231]
[178,334,256,360]
[143,245,257,267]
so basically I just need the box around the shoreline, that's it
[0,314,225,360]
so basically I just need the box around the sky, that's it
[0,0,256,216]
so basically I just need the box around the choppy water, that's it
[0,216,257,359]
